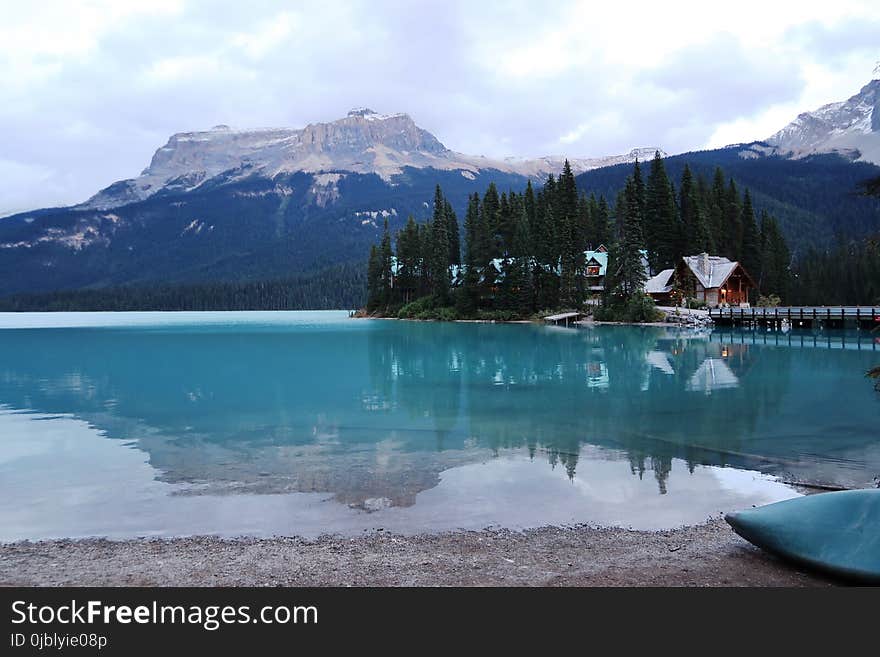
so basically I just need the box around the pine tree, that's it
[458,193,482,314]
[534,204,559,309]
[644,152,678,271]
[524,180,537,236]
[708,168,726,255]
[511,208,534,314]
[428,186,450,303]
[631,159,646,224]
[606,177,647,303]
[482,183,501,260]
[595,195,613,248]
[558,160,579,229]
[723,179,742,261]
[366,244,382,311]
[395,216,421,303]
[759,211,791,300]
[444,199,461,266]
[740,189,761,292]
[379,218,393,307]
[556,161,582,307]
[679,165,711,254]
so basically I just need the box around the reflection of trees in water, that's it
[368,324,794,493]
[0,322,803,497]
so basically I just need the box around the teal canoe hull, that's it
[725,489,880,583]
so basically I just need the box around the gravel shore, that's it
[0,519,833,587]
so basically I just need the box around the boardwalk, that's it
[709,306,880,329]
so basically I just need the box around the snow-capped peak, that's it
[346,108,406,121]
[766,70,880,165]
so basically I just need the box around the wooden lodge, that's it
[646,253,755,308]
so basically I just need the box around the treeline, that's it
[366,153,792,319]
[789,174,880,305]
[789,237,880,305]
[0,264,366,312]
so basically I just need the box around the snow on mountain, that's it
[81,108,663,210]
[766,74,880,165]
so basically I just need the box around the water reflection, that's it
[0,313,877,539]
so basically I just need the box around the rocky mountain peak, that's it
[79,108,664,211]
[766,71,880,165]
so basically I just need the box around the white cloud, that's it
[0,0,878,213]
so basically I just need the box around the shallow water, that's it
[0,311,877,540]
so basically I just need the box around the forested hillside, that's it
[0,263,365,312]
[576,145,880,253]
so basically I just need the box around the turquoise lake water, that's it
[0,310,877,540]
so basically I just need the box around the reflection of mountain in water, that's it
[0,321,877,507]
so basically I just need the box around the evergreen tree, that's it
[631,159,646,225]
[458,193,482,314]
[379,218,393,307]
[759,211,791,300]
[679,165,711,254]
[524,180,537,235]
[428,186,451,303]
[708,168,726,255]
[482,183,501,260]
[444,199,461,266]
[366,244,382,311]
[557,161,582,307]
[534,204,559,309]
[395,216,422,303]
[558,160,580,228]
[644,152,678,271]
[607,177,648,300]
[723,179,743,261]
[740,189,761,292]
[595,195,613,248]
[511,208,534,314]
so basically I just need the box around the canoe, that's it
[725,489,880,583]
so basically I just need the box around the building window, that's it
[587,265,600,276]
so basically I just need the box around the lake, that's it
[0,310,877,541]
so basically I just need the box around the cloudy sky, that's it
[1,0,878,214]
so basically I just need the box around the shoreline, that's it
[0,520,833,586]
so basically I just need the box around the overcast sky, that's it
[1,0,878,214]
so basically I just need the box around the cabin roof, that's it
[645,268,675,294]
[682,254,740,289]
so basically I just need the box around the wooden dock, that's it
[709,306,880,329]
[544,311,582,327]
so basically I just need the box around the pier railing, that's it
[709,306,880,328]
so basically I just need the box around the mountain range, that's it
[1,74,879,300]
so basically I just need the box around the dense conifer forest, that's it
[0,264,365,312]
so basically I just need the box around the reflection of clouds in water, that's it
[0,409,799,540]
